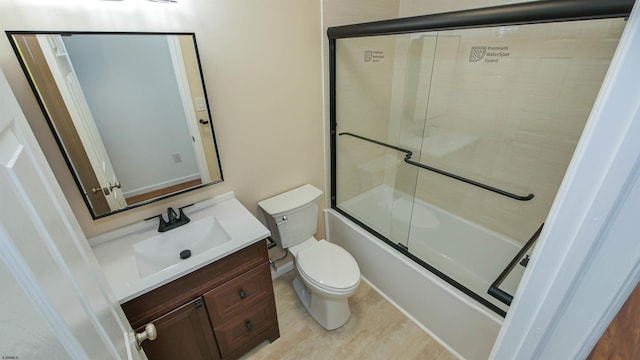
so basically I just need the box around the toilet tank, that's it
[258,184,323,249]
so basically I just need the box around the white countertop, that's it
[90,192,270,303]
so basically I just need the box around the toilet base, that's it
[292,276,352,330]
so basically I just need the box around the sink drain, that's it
[179,249,192,260]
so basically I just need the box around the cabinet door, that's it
[141,297,220,360]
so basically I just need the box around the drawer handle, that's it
[239,290,248,299]
[245,321,253,330]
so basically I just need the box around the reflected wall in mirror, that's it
[8,32,223,219]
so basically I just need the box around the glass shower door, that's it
[333,33,437,250]
[330,10,628,315]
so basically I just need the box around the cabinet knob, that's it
[245,321,253,330]
[239,290,248,299]
[133,323,157,350]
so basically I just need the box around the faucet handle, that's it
[178,204,193,219]
[167,207,178,220]
[178,206,192,225]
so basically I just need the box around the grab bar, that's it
[488,223,544,305]
[338,132,534,201]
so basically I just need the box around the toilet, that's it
[259,184,361,330]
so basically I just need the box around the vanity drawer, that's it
[213,295,278,358]
[204,262,273,324]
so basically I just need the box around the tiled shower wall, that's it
[335,36,398,203]
[393,19,625,242]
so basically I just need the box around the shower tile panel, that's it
[390,18,626,243]
[420,131,477,158]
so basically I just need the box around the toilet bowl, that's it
[291,238,360,330]
[258,185,361,330]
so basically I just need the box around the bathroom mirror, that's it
[8,32,223,219]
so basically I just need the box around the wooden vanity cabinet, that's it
[122,240,279,360]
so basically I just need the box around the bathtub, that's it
[341,185,527,313]
[326,185,511,359]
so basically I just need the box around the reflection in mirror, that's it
[8,32,223,219]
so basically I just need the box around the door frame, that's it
[0,68,145,359]
[490,1,640,358]
[167,35,211,183]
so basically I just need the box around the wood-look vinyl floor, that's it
[243,271,456,360]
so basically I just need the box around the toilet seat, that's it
[296,240,360,293]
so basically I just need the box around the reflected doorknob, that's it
[91,181,120,195]
[109,181,121,191]
[133,323,157,350]
[91,186,110,196]
[199,119,209,125]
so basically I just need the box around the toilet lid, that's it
[296,240,360,290]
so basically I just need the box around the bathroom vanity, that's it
[90,192,279,359]
[123,241,278,359]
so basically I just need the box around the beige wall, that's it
[0,0,324,238]
[398,0,535,17]
[322,0,399,27]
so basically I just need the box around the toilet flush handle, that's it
[276,216,288,226]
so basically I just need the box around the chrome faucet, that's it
[146,204,193,232]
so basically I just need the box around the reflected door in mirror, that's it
[8,32,223,218]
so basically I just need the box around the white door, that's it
[167,35,212,183]
[0,69,146,359]
[38,34,127,210]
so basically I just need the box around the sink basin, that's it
[133,216,231,277]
